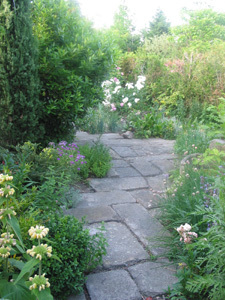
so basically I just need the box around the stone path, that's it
[65,132,178,300]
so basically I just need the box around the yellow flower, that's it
[28,225,49,239]
[29,274,50,290]
[27,244,52,260]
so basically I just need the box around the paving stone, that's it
[128,261,178,297]
[67,293,86,300]
[64,206,119,223]
[114,167,141,177]
[111,159,130,168]
[153,159,175,173]
[99,222,149,267]
[106,168,119,178]
[147,175,168,192]
[86,270,142,300]
[130,189,161,209]
[109,148,121,159]
[89,177,148,191]
[110,146,138,157]
[131,159,162,177]
[113,203,168,256]
[76,190,136,208]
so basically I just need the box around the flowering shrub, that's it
[101,67,146,115]
[0,173,54,300]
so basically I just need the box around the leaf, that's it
[0,279,36,300]
[50,254,62,263]
[32,287,53,300]
[14,258,39,284]
[7,216,25,250]
[8,258,25,270]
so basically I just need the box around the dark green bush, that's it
[0,0,43,146]
[42,215,107,299]
[79,142,112,178]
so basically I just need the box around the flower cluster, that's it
[29,274,50,291]
[176,223,198,244]
[47,141,87,171]
[0,207,17,220]
[0,232,16,259]
[101,68,146,113]
[28,225,49,239]
[0,174,13,184]
[27,244,52,260]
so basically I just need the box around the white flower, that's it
[135,82,144,90]
[122,97,128,104]
[134,98,140,103]
[28,225,49,239]
[127,102,132,108]
[125,82,134,89]
[112,86,121,94]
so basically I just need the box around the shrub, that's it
[79,142,112,178]
[0,0,43,146]
[125,108,176,139]
[174,126,209,157]
[42,214,107,299]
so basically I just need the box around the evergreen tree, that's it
[0,0,42,146]
[143,9,170,39]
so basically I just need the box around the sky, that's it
[76,0,225,31]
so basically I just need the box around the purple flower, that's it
[69,155,73,158]
[77,167,80,171]
[57,158,60,161]
[81,161,84,164]
[70,161,75,164]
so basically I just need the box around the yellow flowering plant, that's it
[0,173,56,300]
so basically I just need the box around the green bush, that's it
[126,108,176,139]
[0,0,43,146]
[174,126,210,157]
[42,215,107,299]
[32,0,117,144]
[79,142,112,178]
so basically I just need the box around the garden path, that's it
[65,132,178,300]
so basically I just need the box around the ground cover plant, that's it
[158,126,225,300]
[0,139,110,299]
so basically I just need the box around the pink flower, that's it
[114,77,118,82]
[121,72,124,75]
[120,103,124,107]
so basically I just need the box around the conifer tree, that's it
[0,0,43,146]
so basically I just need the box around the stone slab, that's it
[113,203,168,256]
[64,206,119,223]
[110,146,138,157]
[86,270,142,300]
[153,159,175,174]
[76,190,136,208]
[89,177,148,191]
[130,189,161,209]
[114,167,141,177]
[92,222,149,267]
[128,261,178,297]
[67,293,86,300]
[131,159,162,177]
[146,175,168,192]
[111,159,130,168]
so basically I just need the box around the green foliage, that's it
[173,9,225,51]
[174,126,209,156]
[126,108,176,139]
[78,104,123,134]
[79,142,112,178]
[143,9,171,39]
[0,0,43,146]
[32,0,116,144]
[42,215,107,300]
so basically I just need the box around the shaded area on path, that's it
[66,132,178,300]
